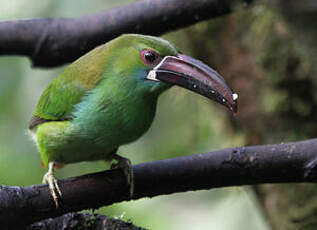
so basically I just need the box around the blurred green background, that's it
[1,0,316,229]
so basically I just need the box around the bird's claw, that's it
[111,155,134,199]
[42,162,62,208]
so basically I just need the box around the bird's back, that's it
[29,44,109,130]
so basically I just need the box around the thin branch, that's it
[1,138,317,227]
[0,0,252,67]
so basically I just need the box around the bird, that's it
[29,34,238,208]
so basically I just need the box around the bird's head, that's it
[108,34,238,113]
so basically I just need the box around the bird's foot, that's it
[42,162,62,208]
[111,155,134,199]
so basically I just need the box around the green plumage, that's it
[30,34,178,167]
[33,44,108,121]
[29,34,238,207]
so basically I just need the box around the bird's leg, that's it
[111,154,134,199]
[42,161,62,208]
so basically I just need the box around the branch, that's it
[1,138,317,227]
[26,213,144,230]
[0,0,252,67]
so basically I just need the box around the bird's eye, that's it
[145,52,156,63]
[140,49,161,65]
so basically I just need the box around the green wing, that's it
[30,44,108,129]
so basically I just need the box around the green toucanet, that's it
[29,34,238,207]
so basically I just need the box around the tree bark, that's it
[0,0,252,67]
[21,213,144,230]
[1,139,317,227]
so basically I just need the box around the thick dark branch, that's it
[0,0,252,67]
[1,138,317,227]
[25,213,144,230]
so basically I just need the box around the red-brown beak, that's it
[146,54,238,114]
